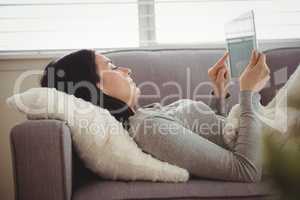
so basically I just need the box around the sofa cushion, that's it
[73,177,278,200]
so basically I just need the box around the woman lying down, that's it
[41,49,270,182]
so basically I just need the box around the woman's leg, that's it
[132,91,262,182]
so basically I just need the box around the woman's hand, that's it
[239,50,270,92]
[208,52,230,98]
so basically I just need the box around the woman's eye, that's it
[111,65,119,70]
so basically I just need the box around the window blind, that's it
[0,0,299,52]
[0,0,139,51]
[155,0,300,44]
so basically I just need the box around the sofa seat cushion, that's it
[73,177,278,200]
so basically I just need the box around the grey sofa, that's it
[10,47,300,200]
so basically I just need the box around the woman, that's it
[41,49,270,182]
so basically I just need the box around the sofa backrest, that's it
[260,47,300,105]
[105,47,300,107]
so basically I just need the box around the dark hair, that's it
[40,49,134,129]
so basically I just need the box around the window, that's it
[0,0,139,51]
[155,0,300,44]
[0,0,299,52]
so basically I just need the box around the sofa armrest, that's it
[10,120,72,200]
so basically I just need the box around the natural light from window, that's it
[155,0,300,43]
[0,0,139,51]
[0,0,299,51]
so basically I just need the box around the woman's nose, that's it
[119,67,132,76]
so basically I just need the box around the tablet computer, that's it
[225,10,257,78]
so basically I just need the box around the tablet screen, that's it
[225,10,257,78]
[227,36,256,77]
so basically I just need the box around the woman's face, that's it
[95,52,141,109]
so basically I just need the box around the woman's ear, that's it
[96,82,103,90]
[97,81,110,96]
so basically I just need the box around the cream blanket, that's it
[224,64,300,149]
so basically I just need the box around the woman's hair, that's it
[40,49,134,129]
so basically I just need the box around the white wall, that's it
[0,58,51,200]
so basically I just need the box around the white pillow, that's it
[7,88,189,182]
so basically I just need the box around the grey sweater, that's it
[128,91,262,182]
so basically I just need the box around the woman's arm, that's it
[207,52,231,116]
[208,52,230,98]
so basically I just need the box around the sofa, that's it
[10,47,300,200]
